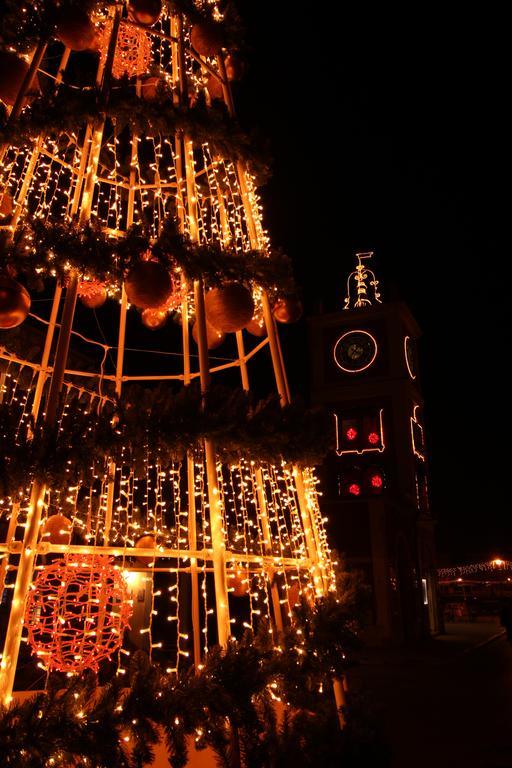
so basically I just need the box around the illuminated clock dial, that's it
[404,336,417,380]
[334,330,378,373]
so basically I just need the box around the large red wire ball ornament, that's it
[25,555,132,673]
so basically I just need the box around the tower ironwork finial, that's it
[343,251,382,310]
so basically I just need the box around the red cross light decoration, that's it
[25,555,132,673]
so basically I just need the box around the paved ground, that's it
[350,620,512,768]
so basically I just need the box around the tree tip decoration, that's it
[25,555,132,673]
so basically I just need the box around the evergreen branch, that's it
[0,215,294,296]
[0,384,333,497]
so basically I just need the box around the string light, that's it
[0,6,336,693]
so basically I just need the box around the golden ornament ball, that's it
[227,568,249,598]
[134,534,157,568]
[0,275,31,329]
[54,9,97,51]
[79,284,107,309]
[273,296,303,324]
[192,319,225,349]
[141,306,168,329]
[206,72,224,101]
[204,283,254,334]
[129,0,162,26]
[0,51,40,107]
[245,312,266,337]
[190,21,224,57]
[41,514,72,546]
[125,261,173,309]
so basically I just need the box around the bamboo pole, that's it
[8,48,71,232]
[0,281,62,589]
[0,539,308,569]
[332,677,347,729]
[212,61,285,632]
[0,276,78,704]
[171,11,203,667]
[172,15,232,647]
[31,284,63,420]
[104,82,136,544]
[182,121,231,646]
[193,280,231,648]
[0,41,47,166]
[0,10,120,705]
[255,470,284,633]
[0,504,19,599]
[217,52,346,725]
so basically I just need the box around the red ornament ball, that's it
[206,72,224,101]
[0,275,31,329]
[41,514,72,546]
[141,307,168,329]
[54,9,97,51]
[129,0,162,26]
[190,21,224,57]
[227,568,249,598]
[134,534,157,567]
[25,555,132,673]
[273,296,303,324]
[125,260,173,309]
[0,51,40,107]
[192,319,225,349]
[204,283,254,334]
[79,282,107,309]
[245,312,266,337]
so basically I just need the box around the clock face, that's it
[404,336,417,379]
[334,330,378,373]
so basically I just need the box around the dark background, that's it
[235,3,508,563]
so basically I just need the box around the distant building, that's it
[309,253,442,642]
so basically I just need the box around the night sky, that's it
[235,4,508,563]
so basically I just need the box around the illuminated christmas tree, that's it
[0,2,354,763]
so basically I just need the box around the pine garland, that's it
[0,0,100,53]
[0,597,389,768]
[0,83,267,176]
[0,384,333,497]
[0,1,244,55]
[0,217,294,295]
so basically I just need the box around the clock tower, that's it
[309,253,441,642]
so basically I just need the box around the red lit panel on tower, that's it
[334,409,385,455]
[366,466,385,495]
